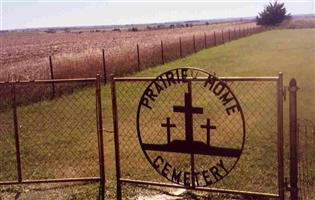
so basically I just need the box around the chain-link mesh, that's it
[0,80,101,199]
[194,34,204,52]
[163,39,181,63]
[181,36,194,57]
[0,85,17,182]
[115,77,279,197]
[139,42,163,69]
[297,119,315,200]
[107,45,138,76]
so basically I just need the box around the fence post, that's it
[239,27,241,38]
[136,44,140,71]
[49,56,55,99]
[228,29,231,41]
[11,83,22,183]
[110,74,122,200]
[96,74,105,200]
[179,37,183,58]
[234,28,236,39]
[221,30,224,43]
[289,78,298,200]
[161,40,165,65]
[193,35,196,52]
[102,49,107,84]
[204,32,207,48]
[213,31,217,46]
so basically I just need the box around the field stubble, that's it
[0,22,256,81]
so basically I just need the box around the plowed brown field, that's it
[0,22,257,81]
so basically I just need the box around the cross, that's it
[200,118,216,146]
[173,92,203,143]
[161,117,176,144]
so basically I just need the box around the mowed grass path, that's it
[0,29,314,199]
[136,29,315,121]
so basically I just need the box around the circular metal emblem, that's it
[137,68,245,187]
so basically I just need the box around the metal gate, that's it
[0,76,105,199]
[110,70,288,199]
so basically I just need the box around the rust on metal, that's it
[49,55,56,99]
[111,74,122,200]
[137,43,140,71]
[160,40,165,65]
[0,177,100,185]
[289,78,298,200]
[96,74,106,199]
[120,179,280,198]
[11,83,22,183]
[102,49,107,84]
[277,72,285,200]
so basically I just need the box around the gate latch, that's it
[283,86,287,101]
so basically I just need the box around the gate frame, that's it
[0,75,105,200]
[288,78,299,200]
[111,73,285,200]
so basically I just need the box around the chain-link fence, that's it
[0,78,105,199]
[297,119,315,200]
[112,74,281,199]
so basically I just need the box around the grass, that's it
[280,18,315,29]
[137,28,315,120]
[0,29,314,199]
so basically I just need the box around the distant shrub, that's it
[157,25,165,29]
[45,29,56,34]
[64,28,71,33]
[112,28,121,32]
[128,27,138,32]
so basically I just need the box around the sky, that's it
[1,0,314,30]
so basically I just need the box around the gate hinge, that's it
[283,86,287,101]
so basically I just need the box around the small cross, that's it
[161,117,176,144]
[200,118,216,146]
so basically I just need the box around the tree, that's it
[256,1,291,26]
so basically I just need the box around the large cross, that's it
[200,118,216,146]
[161,117,176,144]
[173,92,203,143]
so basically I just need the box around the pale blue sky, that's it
[1,0,314,30]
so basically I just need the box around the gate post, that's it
[110,75,122,200]
[12,83,22,183]
[277,72,285,200]
[96,74,105,200]
[289,78,298,200]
